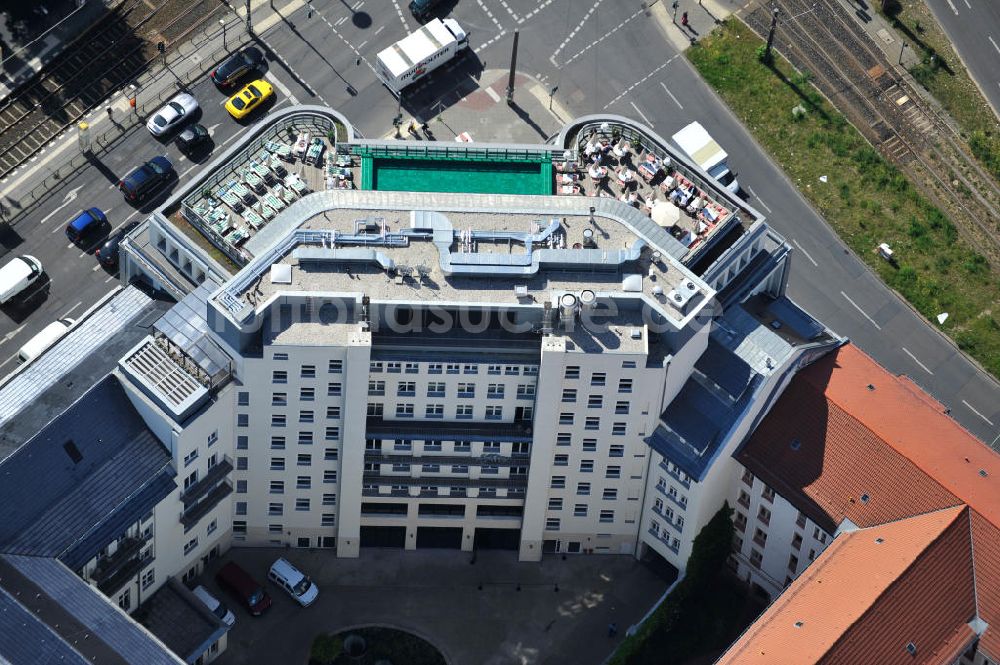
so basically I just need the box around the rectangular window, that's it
[370,361,383,373]
[425,404,444,418]
[551,476,566,489]
[183,538,198,555]
[488,364,502,375]
[237,436,249,450]
[556,433,572,447]
[386,362,401,373]
[298,431,313,445]
[762,485,775,503]
[236,456,248,470]
[792,533,803,550]
[602,488,617,500]
[485,406,502,420]
[236,480,248,494]
[271,436,286,450]
[546,518,561,531]
[209,430,222,448]
[397,381,416,396]
[585,417,600,430]
[368,403,383,417]
[609,444,624,457]
[618,378,633,394]
[324,470,337,484]
[428,363,443,374]
[516,384,536,397]
[548,497,563,510]
[270,457,285,471]
[451,464,469,474]
[297,454,312,467]
[268,502,284,516]
[325,447,338,461]
[424,440,443,452]
[426,382,446,397]
[559,412,574,425]
[457,383,475,397]
[183,449,199,467]
[487,383,505,398]
[237,414,249,428]
[405,362,419,374]
[599,510,614,523]
[606,466,621,479]
[141,569,155,590]
[268,524,283,534]
[565,366,580,379]
[297,475,311,489]
[327,383,342,397]
[574,503,588,517]
[580,460,594,473]
[524,366,538,376]
[758,506,772,526]
[582,438,597,452]
[446,364,460,374]
[577,482,591,496]
[591,373,606,386]
[422,463,440,473]
[588,394,603,408]
[327,406,341,419]
[273,352,288,361]
[322,514,336,526]
[299,410,314,423]
[369,380,386,396]
[328,359,343,373]
[554,454,569,466]
[615,401,630,414]
[622,360,637,369]
[456,405,473,418]
[301,365,316,378]
[453,441,471,453]
[395,404,414,418]
[394,439,412,451]
[323,494,336,506]
[463,364,478,375]
[505,365,519,375]
[612,422,627,436]
[272,370,287,384]
[233,520,247,534]
[300,387,315,402]
[296,498,310,511]
[561,389,577,403]
[271,414,286,428]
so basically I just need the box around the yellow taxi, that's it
[224,79,274,120]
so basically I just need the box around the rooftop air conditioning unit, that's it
[514,285,529,298]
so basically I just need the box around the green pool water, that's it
[366,157,552,195]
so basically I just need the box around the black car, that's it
[409,0,444,20]
[211,47,264,88]
[118,156,173,204]
[95,221,140,268]
[175,123,210,155]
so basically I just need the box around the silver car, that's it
[146,92,198,137]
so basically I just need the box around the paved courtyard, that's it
[206,547,672,665]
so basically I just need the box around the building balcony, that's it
[658,461,691,489]
[366,417,533,442]
[737,494,751,509]
[363,451,531,467]
[362,472,527,489]
[181,456,234,507]
[646,528,679,554]
[181,479,233,531]
[92,537,154,594]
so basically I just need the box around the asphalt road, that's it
[1,0,997,446]
[923,0,1000,119]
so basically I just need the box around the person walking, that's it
[681,11,689,28]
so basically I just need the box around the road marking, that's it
[484,86,501,103]
[964,0,970,7]
[92,264,102,272]
[38,185,83,224]
[268,70,299,105]
[602,56,677,109]
[746,186,772,213]
[0,352,18,372]
[791,238,818,266]
[357,40,367,50]
[564,6,643,65]
[552,0,603,65]
[629,101,652,127]
[945,0,958,14]
[335,15,348,26]
[990,36,1000,56]
[840,291,882,330]
[659,81,683,110]
[901,347,934,375]
[962,399,995,426]
[0,325,24,347]
[179,162,201,180]
[390,0,409,30]
[374,25,385,35]
[60,301,82,319]
[105,274,116,283]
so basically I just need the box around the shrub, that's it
[311,634,343,664]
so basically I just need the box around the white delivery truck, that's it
[17,318,74,364]
[0,255,43,305]
[375,18,468,94]
[671,122,741,195]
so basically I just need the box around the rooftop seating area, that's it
[556,129,735,258]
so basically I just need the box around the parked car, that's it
[174,123,210,156]
[146,93,198,137]
[95,220,140,268]
[211,47,265,88]
[65,208,107,244]
[17,318,74,364]
[216,562,271,616]
[0,255,43,305]
[409,0,445,21]
[224,79,273,120]
[118,156,173,204]
[268,558,318,607]
[192,585,236,627]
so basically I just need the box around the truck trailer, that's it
[375,18,468,94]
[671,121,741,195]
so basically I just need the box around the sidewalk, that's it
[649,0,744,52]
[0,0,114,103]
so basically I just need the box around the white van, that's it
[267,558,318,607]
[192,585,236,627]
[0,255,43,304]
[17,318,74,365]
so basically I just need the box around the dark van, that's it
[65,208,107,243]
[409,0,444,21]
[118,156,173,204]
[215,562,272,616]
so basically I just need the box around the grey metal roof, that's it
[136,579,228,664]
[0,286,154,429]
[0,375,175,563]
[694,338,754,400]
[0,585,90,665]
[154,282,230,380]
[713,304,794,376]
[2,555,183,665]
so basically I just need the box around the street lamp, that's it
[548,85,558,112]
[898,41,907,66]
[220,18,227,49]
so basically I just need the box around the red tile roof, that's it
[728,344,1000,663]
[718,506,975,665]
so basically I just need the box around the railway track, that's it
[0,0,226,182]
[743,0,1000,265]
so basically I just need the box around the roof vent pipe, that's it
[560,293,579,328]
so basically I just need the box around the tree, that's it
[685,501,734,586]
